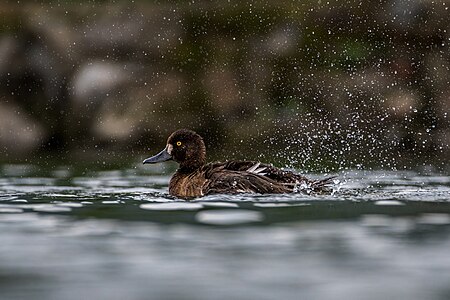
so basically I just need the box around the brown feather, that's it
[145,129,335,199]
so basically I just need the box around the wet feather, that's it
[143,129,335,199]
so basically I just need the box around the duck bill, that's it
[143,147,172,164]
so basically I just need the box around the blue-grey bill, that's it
[143,148,172,164]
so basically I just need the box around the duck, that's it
[143,129,334,199]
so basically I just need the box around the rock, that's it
[71,61,132,105]
[0,101,47,155]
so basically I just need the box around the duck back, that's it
[205,161,333,194]
[145,129,335,198]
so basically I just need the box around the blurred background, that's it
[0,0,448,171]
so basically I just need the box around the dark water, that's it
[1,164,450,300]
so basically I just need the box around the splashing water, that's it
[1,164,450,300]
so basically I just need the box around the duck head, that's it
[143,129,206,171]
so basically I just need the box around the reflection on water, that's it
[1,164,450,300]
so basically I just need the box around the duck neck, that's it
[178,158,205,173]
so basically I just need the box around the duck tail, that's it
[310,176,337,191]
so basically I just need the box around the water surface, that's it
[1,164,450,300]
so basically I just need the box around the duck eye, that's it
[176,141,182,146]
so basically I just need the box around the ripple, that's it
[253,203,310,208]
[0,207,24,213]
[361,214,393,227]
[140,202,203,211]
[32,204,72,213]
[0,196,19,201]
[56,202,84,208]
[11,199,28,203]
[102,200,122,204]
[374,200,405,206]
[44,193,78,198]
[417,213,450,225]
[195,209,264,225]
[200,202,239,208]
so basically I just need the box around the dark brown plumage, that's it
[143,129,334,199]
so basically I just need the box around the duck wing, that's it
[202,161,335,195]
[223,161,335,189]
[211,161,308,184]
[203,168,292,195]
